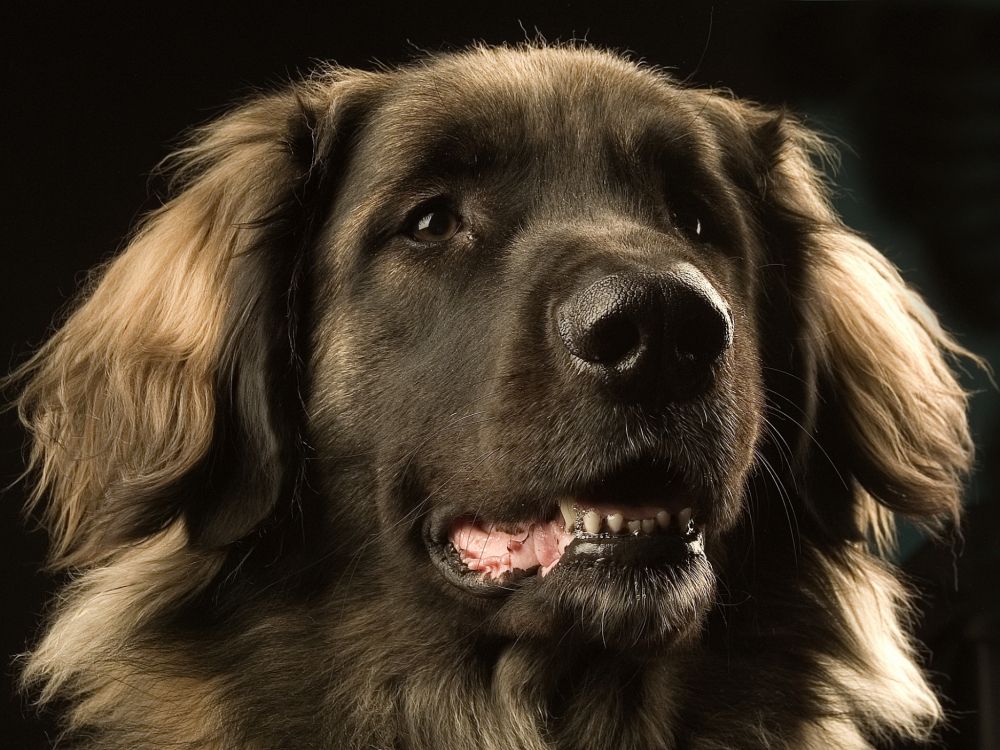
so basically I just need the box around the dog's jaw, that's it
[417,458,719,648]
[446,498,701,581]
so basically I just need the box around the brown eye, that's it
[671,206,708,243]
[410,207,461,242]
[685,217,703,237]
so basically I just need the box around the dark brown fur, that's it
[11,45,973,749]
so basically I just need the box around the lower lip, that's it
[552,528,702,569]
[430,527,704,596]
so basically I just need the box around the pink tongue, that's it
[450,519,574,579]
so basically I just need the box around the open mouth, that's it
[425,462,706,596]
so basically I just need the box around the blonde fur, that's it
[10,72,379,568]
[21,524,232,747]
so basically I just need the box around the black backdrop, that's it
[4,3,999,748]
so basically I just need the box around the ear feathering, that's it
[760,115,975,544]
[810,234,974,524]
[7,69,380,569]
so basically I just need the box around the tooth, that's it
[606,513,624,533]
[560,498,576,531]
[626,519,641,534]
[641,519,655,534]
[583,510,602,534]
[656,510,670,530]
[677,507,692,530]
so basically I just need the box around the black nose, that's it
[555,268,732,402]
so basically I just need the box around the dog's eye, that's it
[671,208,707,242]
[409,208,462,242]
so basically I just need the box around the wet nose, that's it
[555,268,732,402]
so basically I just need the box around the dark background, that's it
[3,3,998,748]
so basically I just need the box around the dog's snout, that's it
[555,268,732,402]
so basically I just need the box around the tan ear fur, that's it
[771,120,975,544]
[9,70,378,569]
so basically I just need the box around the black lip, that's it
[422,458,705,544]
[421,456,710,597]
[560,528,702,567]
[425,520,704,598]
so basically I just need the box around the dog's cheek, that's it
[307,256,502,553]
[308,307,394,541]
[694,298,765,536]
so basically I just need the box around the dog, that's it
[12,44,973,749]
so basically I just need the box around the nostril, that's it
[673,302,732,368]
[576,313,642,365]
[556,275,653,368]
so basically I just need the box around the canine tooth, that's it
[560,498,576,531]
[583,510,602,534]
[656,510,670,530]
[641,519,656,534]
[626,519,641,534]
[677,507,693,530]
[606,513,624,533]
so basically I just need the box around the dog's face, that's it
[17,46,973,748]
[310,51,763,646]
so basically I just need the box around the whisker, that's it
[753,448,800,561]
[765,400,849,492]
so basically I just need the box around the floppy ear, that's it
[755,114,974,544]
[11,69,381,568]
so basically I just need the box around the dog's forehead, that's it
[394,46,670,114]
[356,47,695,175]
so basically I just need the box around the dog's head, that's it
[307,49,769,646]
[16,45,972,742]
